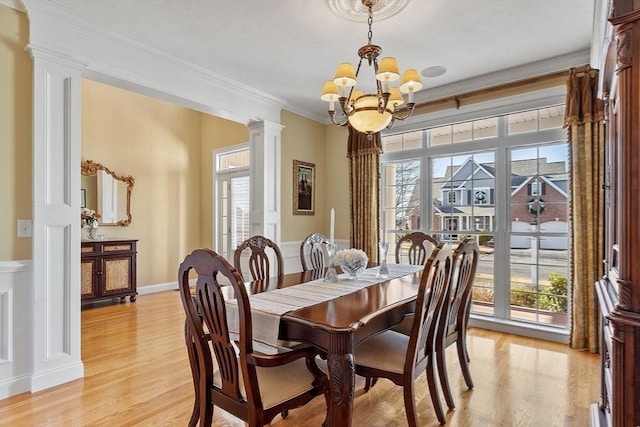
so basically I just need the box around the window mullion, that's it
[493,143,510,320]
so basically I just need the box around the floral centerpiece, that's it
[81,208,101,239]
[335,248,369,280]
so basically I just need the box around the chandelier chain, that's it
[367,5,373,45]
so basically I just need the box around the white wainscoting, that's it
[280,239,348,275]
[0,260,32,399]
[136,239,350,295]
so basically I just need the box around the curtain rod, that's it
[412,65,591,116]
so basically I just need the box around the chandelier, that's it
[321,0,422,136]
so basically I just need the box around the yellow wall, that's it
[82,79,204,286]
[199,114,249,248]
[0,5,32,261]
[323,125,350,242]
[1,4,351,285]
[281,110,328,240]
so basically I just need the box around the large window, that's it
[380,102,568,337]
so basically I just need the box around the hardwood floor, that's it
[0,291,599,426]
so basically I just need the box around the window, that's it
[509,144,568,327]
[380,101,569,338]
[474,189,489,205]
[508,105,565,135]
[426,118,498,147]
[382,131,422,153]
[529,181,544,196]
[381,160,421,242]
[447,191,457,204]
[214,146,250,261]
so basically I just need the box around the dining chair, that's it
[299,233,329,272]
[178,248,328,427]
[355,243,452,425]
[375,231,439,347]
[234,235,284,281]
[436,237,478,409]
[395,231,440,265]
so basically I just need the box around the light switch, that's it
[17,220,32,238]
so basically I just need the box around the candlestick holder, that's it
[325,243,338,283]
[377,241,389,278]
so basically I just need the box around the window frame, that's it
[380,87,570,343]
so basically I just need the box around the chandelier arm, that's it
[328,110,349,127]
[355,56,365,79]
[386,116,397,130]
[338,97,357,118]
[390,104,416,121]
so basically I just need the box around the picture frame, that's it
[293,160,315,215]
[80,189,86,208]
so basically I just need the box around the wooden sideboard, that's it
[81,239,138,304]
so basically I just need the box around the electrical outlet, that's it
[17,219,32,238]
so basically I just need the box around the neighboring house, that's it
[430,157,568,249]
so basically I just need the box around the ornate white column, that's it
[28,47,85,391]
[248,120,283,243]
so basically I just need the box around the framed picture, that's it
[293,160,315,215]
[80,189,86,208]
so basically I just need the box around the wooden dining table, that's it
[240,266,424,427]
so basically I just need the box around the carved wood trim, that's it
[615,28,633,72]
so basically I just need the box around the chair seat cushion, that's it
[355,330,409,374]
[213,356,317,409]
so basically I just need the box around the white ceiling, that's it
[45,0,595,122]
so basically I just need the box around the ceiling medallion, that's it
[327,0,410,22]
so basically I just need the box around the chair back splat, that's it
[436,237,479,409]
[395,231,439,265]
[179,248,327,426]
[300,233,329,271]
[234,235,284,281]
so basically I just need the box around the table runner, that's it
[227,263,423,350]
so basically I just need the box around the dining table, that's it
[226,263,425,427]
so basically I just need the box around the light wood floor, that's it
[0,291,600,426]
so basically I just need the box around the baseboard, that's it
[0,374,31,400]
[30,361,84,393]
[137,281,178,295]
[469,315,570,344]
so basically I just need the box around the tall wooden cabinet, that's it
[81,239,138,304]
[592,2,640,426]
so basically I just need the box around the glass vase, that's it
[340,259,366,280]
[324,243,338,283]
[84,223,98,240]
[377,241,389,278]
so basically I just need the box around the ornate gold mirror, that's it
[81,160,134,226]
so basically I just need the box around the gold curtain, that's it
[564,66,605,353]
[347,127,381,263]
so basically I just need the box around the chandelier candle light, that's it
[321,0,422,136]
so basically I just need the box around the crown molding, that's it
[21,0,285,125]
[0,0,25,12]
[413,50,590,105]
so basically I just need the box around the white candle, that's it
[330,208,335,245]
